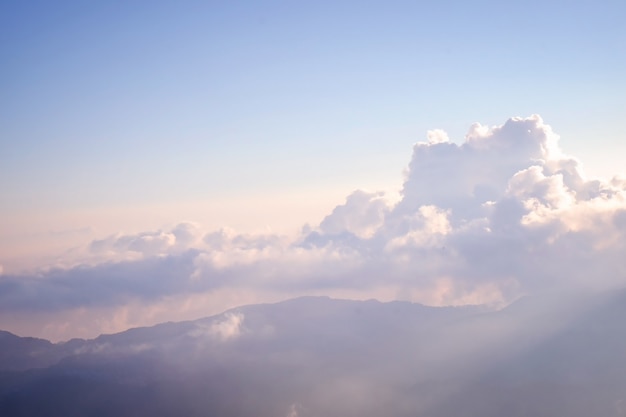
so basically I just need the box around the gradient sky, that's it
[1,1,625,340]
[3,1,625,211]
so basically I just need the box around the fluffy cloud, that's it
[396,116,562,221]
[89,222,203,258]
[319,190,390,238]
[2,115,625,337]
[302,115,626,298]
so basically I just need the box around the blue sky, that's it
[2,0,624,213]
[1,1,626,338]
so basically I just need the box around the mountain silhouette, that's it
[1,292,625,417]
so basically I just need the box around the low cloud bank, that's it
[2,115,625,322]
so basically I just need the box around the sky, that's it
[1,0,625,341]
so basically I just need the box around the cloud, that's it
[319,190,390,239]
[285,403,311,417]
[301,115,626,298]
[2,115,625,336]
[0,250,201,312]
[210,312,244,340]
[190,312,245,341]
[396,115,562,221]
[89,222,202,258]
[286,403,300,417]
[384,205,451,250]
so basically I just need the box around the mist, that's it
[3,290,626,416]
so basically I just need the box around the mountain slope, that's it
[1,292,625,417]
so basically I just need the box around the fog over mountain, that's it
[2,292,626,417]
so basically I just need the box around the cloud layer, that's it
[2,115,625,338]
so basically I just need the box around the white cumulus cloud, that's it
[2,115,626,338]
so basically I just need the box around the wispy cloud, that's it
[190,312,245,341]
